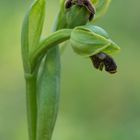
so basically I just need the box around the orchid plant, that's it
[21,0,120,140]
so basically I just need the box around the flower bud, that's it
[65,5,89,28]
[70,24,120,57]
[65,0,96,28]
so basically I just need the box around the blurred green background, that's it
[0,0,140,140]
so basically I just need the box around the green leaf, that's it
[28,0,46,51]
[21,0,46,72]
[36,48,60,140]
[70,24,120,57]
[21,1,46,140]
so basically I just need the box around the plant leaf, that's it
[36,48,60,140]
[21,0,46,72]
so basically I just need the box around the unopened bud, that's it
[65,0,96,25]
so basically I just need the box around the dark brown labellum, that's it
[103,55,117,74]
[90,52,117,74]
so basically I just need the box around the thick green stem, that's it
[25,74,37,140]
[30,29,72,71]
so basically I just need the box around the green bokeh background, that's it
[0,0,140,140]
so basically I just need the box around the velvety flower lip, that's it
[65,0,96,20]
[90,52,117,74]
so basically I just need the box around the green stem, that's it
[25,74,37,140]
[30,29,72,72]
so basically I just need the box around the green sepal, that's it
[70,24,120,57]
